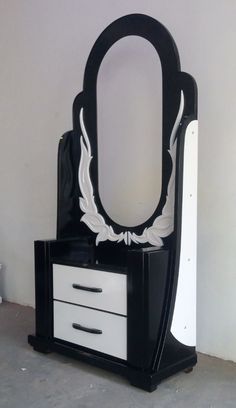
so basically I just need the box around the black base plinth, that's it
[28,335,197,392]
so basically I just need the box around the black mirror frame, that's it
[57,13,197,246]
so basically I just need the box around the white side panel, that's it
[170,120,198,347]
[54,300,127,360]
[53,264,127,316]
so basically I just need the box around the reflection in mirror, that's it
[97,36,162,227]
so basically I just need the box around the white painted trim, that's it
[78,93,184,246]
[170,120,198,347]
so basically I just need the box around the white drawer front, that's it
[54,301,127,360]
[53,264,127,316]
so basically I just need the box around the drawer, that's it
[53,300,127,360]
[53,264,127,316]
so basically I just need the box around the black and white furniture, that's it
[28,14,198,392]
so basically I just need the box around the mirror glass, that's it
[97,36,162,227]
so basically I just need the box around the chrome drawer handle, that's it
[72,283,102,293]
[72,323,102,335]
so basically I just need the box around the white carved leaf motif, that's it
[78,108,126,246]
[78,93,184,246]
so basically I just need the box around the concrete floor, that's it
[0,302,236,408]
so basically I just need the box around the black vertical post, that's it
[127,248,169,369]
[34,241,53,341]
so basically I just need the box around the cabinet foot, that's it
[128,371,159,392]
[184,367,193,374]
[28,335,51,354]
[129,379,158,392]
[33,345,51,354]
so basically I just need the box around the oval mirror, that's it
[97,36,162,227]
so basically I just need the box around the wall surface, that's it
[0,0,236,362]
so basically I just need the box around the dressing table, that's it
[28,14,198,392]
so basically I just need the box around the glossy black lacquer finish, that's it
[58,13,182,239]
[29,13,198,392]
